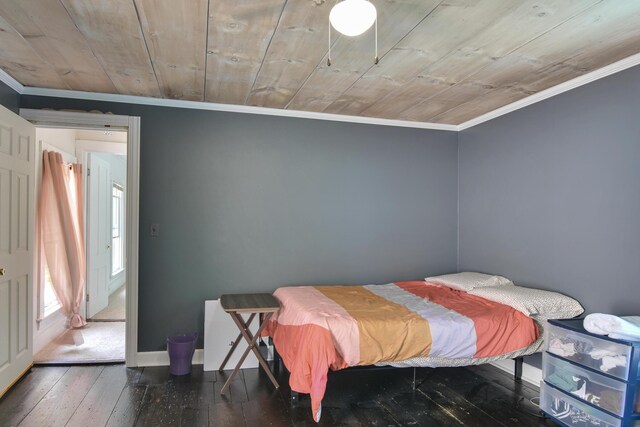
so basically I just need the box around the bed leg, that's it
[412,367,417,390]
[291,391,299,406]
[271,338,280,375]
[514,357,523,383]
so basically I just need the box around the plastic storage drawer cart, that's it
[541,318,640,427]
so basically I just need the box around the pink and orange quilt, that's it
[265,281,539,421]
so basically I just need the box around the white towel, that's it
[583,314,640,341]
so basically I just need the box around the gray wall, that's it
[21,96,459,351]
[459,65,640,317]
[24,63,638,358]
[0,80,19,113]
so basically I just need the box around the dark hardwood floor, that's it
[0,361,559,426]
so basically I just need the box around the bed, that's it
[264,273,584,422]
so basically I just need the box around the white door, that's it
[86,154,111,318]
[0,105,35,397]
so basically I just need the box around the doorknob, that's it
[0,268,5,276]
[107,245,111,249]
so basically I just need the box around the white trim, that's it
[135,349,542,387]
[109,270,125,295]
[125,116,140,367]
[0,68,24,94]
[20,109,141,368]
[458,52,640,130]
[491,359,542,388]
[20,87,458,132]
[20,109,129,129]
[34,308,66,355]
[111,182,125,278]
[136,346,274,368]
[136,350,205,367]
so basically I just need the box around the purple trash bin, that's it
[167,333,197,375]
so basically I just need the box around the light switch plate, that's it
[150,223,159,237]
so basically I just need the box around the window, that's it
[112,183,125,275]
[43,263,61,317]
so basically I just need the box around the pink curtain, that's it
[39,151,87,328]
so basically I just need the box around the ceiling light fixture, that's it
[327,0,378,66]
[330,0,376,36]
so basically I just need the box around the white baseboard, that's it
[136,349,205,367]
[34,309,67,355]
[136,349,537,386]
[109,272,126,295]
[135,342,274,368]
[490,359,542,388]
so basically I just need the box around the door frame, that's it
[20,108,140,368]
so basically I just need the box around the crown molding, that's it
[0,68,24,94]
[20,86,459,132]
[457,52,640,131]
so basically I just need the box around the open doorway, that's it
[21,108,140,368]
[33,128,128,364]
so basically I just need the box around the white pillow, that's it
[468,285,584,320]
[424,272,513,292]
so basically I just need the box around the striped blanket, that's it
[265,281,539,422]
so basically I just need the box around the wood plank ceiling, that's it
[0,0,639,125]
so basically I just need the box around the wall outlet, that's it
[150,223,160,237]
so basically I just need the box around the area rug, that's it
[34,321,125,364]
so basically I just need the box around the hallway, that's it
[34,286,126,364]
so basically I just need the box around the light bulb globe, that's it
[329,0,377,37]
